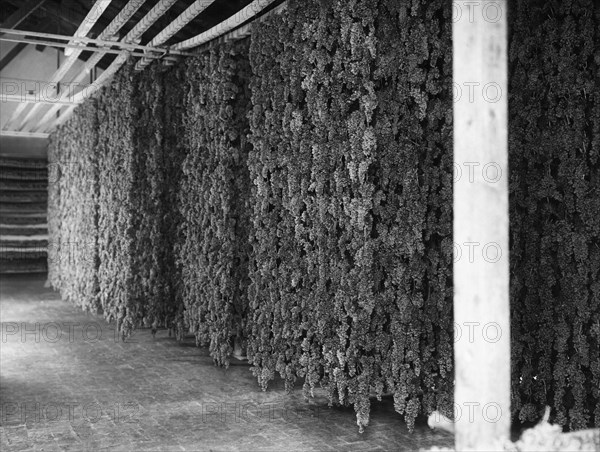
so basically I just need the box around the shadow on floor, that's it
[1,273,455,451]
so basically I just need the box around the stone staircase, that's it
[0,157,48,274]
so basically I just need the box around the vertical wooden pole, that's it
[453,1,510,450]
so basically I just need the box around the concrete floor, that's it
[0,274,453,451]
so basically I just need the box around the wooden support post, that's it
[453,1,510,450]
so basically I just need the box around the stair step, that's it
[0,248,48,256]
[1,239,48,248]
[0,216,47,225]
[0,257,47,274]
[0,157,49,273]
[0,227,48,235]
[1,231,48,238]
[8,211,47,216]
[0,192,48,203]
[0,180,48,191]
[0,251,48,269]
[0,167,48,181]
[0,157,47,169]
[0,222,47,227]
[0,202,47,213]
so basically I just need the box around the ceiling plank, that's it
[0,0,47,30]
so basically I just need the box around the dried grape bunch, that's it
[515,407,599,452]
[424,407,600,451]
[514,407,561,451]
[427,410,455,434]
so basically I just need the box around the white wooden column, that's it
[453,1,510,450]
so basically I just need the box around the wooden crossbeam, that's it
[0,131,49,138]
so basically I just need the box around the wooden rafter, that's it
[0,42,27,71]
